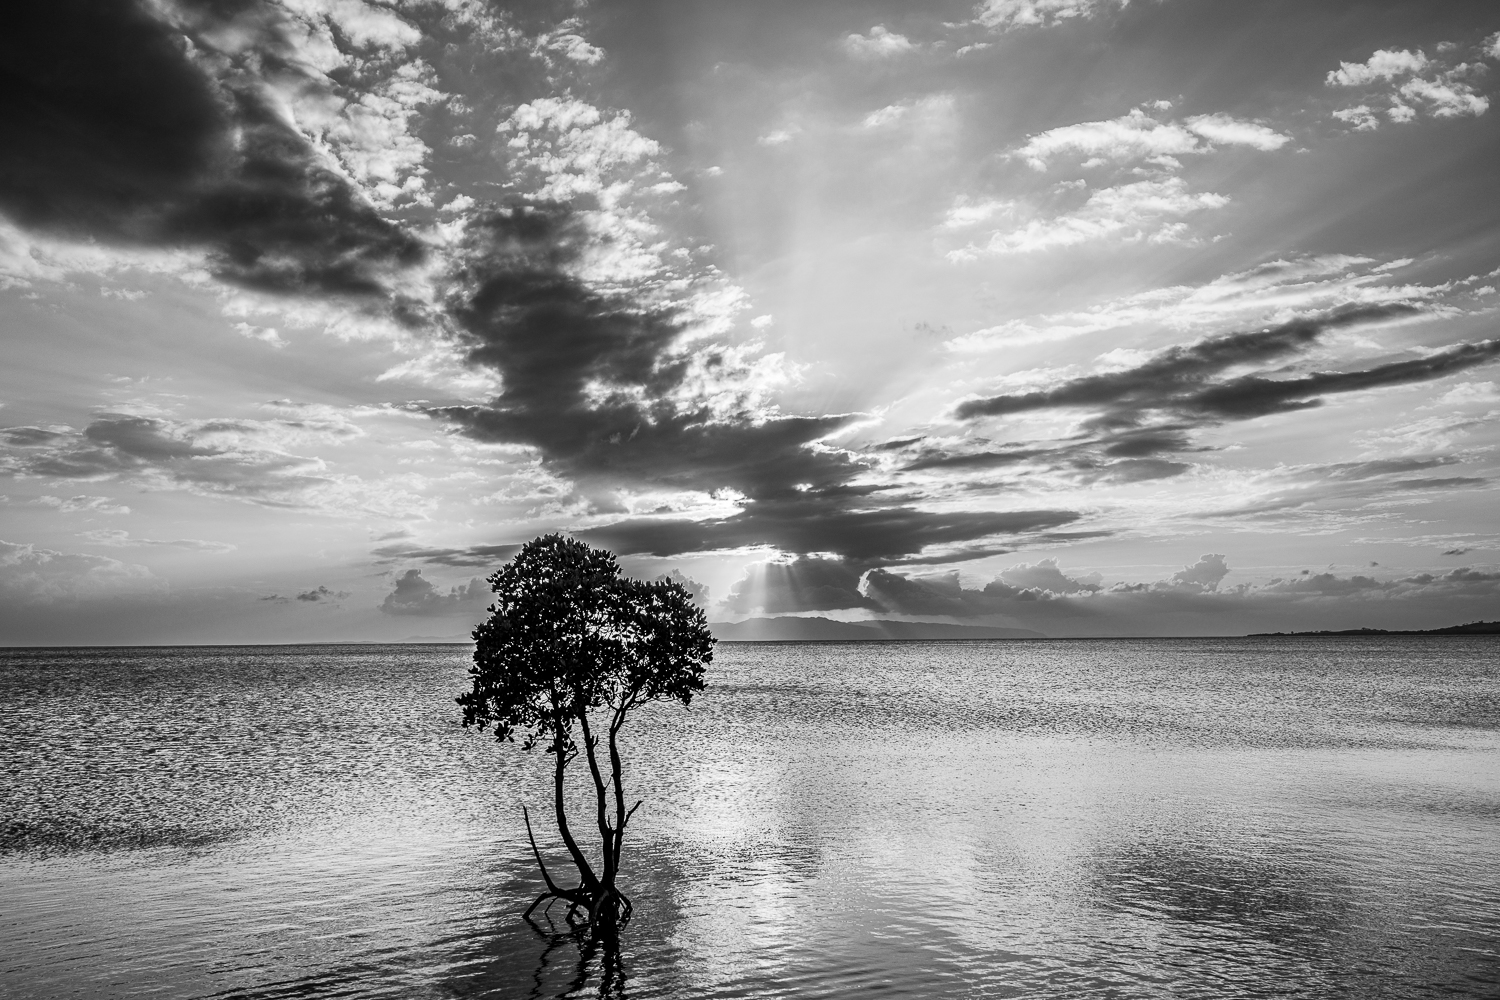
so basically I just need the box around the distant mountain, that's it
[1249,621,1500,637]
[398,634,472,643]
[710,617,1045,641]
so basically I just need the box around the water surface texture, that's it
[3,639,1498,998]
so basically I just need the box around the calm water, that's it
[2,638,1498,998]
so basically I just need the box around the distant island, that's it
[710,617,1045,641]
[1250,621,1500,637]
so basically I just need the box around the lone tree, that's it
[457,534,714,939]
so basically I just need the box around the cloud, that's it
[1326,49,1430,86]
[946,254,1455,351]
[1182,113,1292,151]
[901,305,1500,492]
[0,538,157,604]
[498,98,664,208]
[581,501,1081,562]
[0,0,427,302]
[78,529,235,553]
[1163,553,1229,591]
[757,127,800,146]
[296,585,350,602]
[859,556,1500,635]
[32,494,130,515]
[1331,105,1380,131]
[663,568,710,607]
[1326,46,1489,127]
[973,0,1126,32]
[952,178,1228,256]
[1,413,359,506]
[1013,108,1289,171]
[1000,557,1103,593]
[378,569,490,616]
[371,541,521,567]
[721,557,876,614]
[954,306,1493,423]
[843,26,916,58]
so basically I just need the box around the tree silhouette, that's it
[457,534,714,941]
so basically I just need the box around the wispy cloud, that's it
[949,178,1226,257]
[972,0,1129,32]
[78,529,235,553]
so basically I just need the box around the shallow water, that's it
[2,638,1498,998]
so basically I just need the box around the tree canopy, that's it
[457,534,714,938]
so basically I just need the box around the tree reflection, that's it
[525,906,628,999]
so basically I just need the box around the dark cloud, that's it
[721,557,875,614]
[581,500,1080,561]
[296,586,349,602]
[1,0,423,300]
[955,309,1500,435]
[1186,339,1500,420]
[425,206,866,497]
[370,541,521,568]
[4,2,1083,564]
[855,557,1500,635]
[910,308,1500,493]
[954,306,1419,421]
[378,569,490,616]
[1,427,72,447]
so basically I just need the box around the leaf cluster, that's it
[457,534,714,752]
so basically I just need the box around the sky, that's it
[1,0,1498,643]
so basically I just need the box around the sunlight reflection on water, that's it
[2,638,1498,998]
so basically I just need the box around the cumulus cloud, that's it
[843,26,916,58]
[1326,49,1430,86]
[1326,46,1489,127]
[1163,553,1229,592]
[1000,557,1103,593]
[663,569,710,607]
[1331,105,1381,131]
[378,569,490,616]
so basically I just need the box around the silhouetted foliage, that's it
[457,535,713,941]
